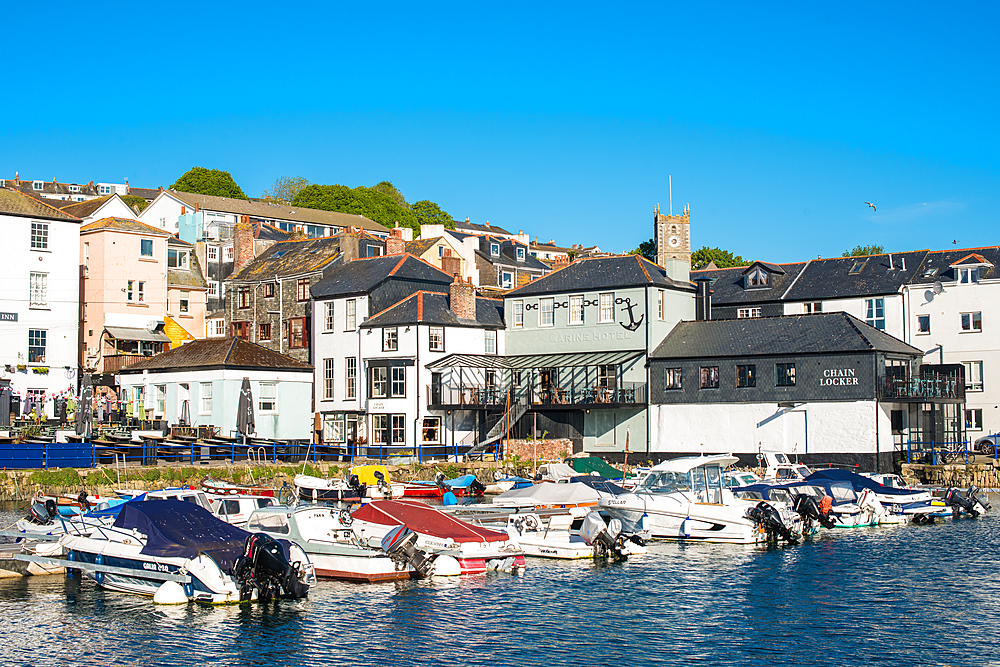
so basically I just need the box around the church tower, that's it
[654,203,691,283]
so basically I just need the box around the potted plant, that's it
[16,364,26,373]
[32,366,49,375]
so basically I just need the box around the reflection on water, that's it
[1,504,999,666]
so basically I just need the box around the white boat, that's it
[600,454,802,544]
[492,478,627,509]
[209,494,277,528]
[759,451,812,482]
[294,465,405,503]
[501,511,647,560]
[59,499,314,603]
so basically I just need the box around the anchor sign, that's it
[616,297,643,332]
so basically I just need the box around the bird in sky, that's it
[865,201,876,212]
[953,239,958,244]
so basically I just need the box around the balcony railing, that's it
[103,354,149,373]
[878,373,965,401]
[427,382,646,408]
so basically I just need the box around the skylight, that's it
[849,259,867,275]
[271,251,287,259]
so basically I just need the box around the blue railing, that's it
[903,439,974,465]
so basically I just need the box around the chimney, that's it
[553,255,570,268]
[450,277,476,320]
[233,216,255,274]
[181,206,187,215]
[441,248,462,278]
[337,227,361,260]
[695,277,713,321]
[465,217,470,223]
[386,225,406,255]
[194,203,200,213]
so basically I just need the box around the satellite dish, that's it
[932,281,944,295]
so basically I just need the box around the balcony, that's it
[103,354,149,373]
[878,373,965,403]
[427,382,646,409]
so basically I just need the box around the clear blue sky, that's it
[3,2,997,262]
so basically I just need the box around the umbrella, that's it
[180,399,191,426]
[236,377,255,440]
[76,374,93,437]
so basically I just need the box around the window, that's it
[208,281,218,297]
[289,317,308,348]
[372,414,389,444]
[200,382,213,414]
[490,242,500,257]
[865,298,885,330]
[959,267,980,284]
[140,239,153,257]
[371,367,387,398]
[238,286,251,309]
[391,367,406,397]
[500,270,514,289]
[516,247,525,261]
[168,249,189,268]
[539,298,554,327]
[849,259,867,275]
[966,409,983,431]
[137,281,145,303]
[658,290,664,320]
[231,321,251,339]
[917,315,930,334]
[345,299,356,331]
[429,327,444,351]
[485,330,497,354]
[324,414,345,442]
[323,359,335,399]
[259,383,276,412]
[126,280,135,302]
[964,361,984,392]
[99,185,111,195]
[700,366,720,389]
[383,327,398,351]
[961,312,982,332]
[27,329,46,363]
[345,357,357,399]
[263,282,276,298]
[155,384,166,416]
[297,279,310,302]
[213,320,225,336]
[29,272,47,307]
[438,245,444,258]
[391,414,406,444]
[599,293,614,322]
[208,246,218,261]
[422,417,441,443]
[322,302,334,332]
[737,364,756,388]
[569,295,584,325]
[737,308,761,319]
[598,364,616,390]
[179,291,189,313]
[83,243,89,273]
[513,300,524,328]
[30,221,48,249]
[746,267,768,287]
[804,302,822,314]
[776,363,796,387]
[258,323,271,341]
[664,368,682,390]
[224,246,234,261]
[32,181,43,191]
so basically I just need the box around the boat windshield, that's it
[640,471,691,494]
[766,488,791,503]
[829,481,857,504]
[735,489,765,500]
[691,465,725,504]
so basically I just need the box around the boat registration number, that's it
[142,563,174,573]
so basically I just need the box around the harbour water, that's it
[2,502,999,667]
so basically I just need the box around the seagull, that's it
[865,201,876,212]
[953,239,958,244]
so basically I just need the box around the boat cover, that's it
[568,456,624,480]
[352,500,509,544]
[444,474,478,489]
[539,463,577,481]
[352,465,393,486]
[569,476,627,495]
[492,482,600,508]
[114,499,250,571]
[805,469,925,497]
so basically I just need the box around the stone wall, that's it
[901,460,1000,490]
[505,438,573,462]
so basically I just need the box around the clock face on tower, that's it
[667,235,680,248]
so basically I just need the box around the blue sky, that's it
[3,2,996,262]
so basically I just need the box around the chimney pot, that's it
[465,217,470,223]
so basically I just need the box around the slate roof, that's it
[908,246,1000,284]
[0,188,81,221]
[475,237,550,272]
[229,236,342,281]
[128,187,162,201]
[507,255,694,297]
[406,237,442,256]
[361,291,504,329]
[651,312,922,359]
[59,195,113,219]
[166,190,387,233]
[119,337,312,373]
[783,250,930,301]
[81,216,172,236]
[691,262,807,306]
[311,253,454,298]
[2,179,102,199]
[256,224,290,241]
[167,239,208,289]
[530,240,573,253]
[455,219,514,236]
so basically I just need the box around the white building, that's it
[0,189,82,418]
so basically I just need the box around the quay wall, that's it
[900,461,1000,490]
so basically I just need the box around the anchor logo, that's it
[616,297,643,332]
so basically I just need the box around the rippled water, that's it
[2,502,999,667]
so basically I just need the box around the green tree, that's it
[120,194,149,213]
[261,176,310,203]
[411,199,454,229]
[842,244,885,257]
[372,181,407,207]
[629,238,657,262]
[293,184,420,232]
[691,246,747,270]
[171,167,248,200]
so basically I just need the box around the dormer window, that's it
[32,181,43,191]
[490,242,500,257]
[167,248,190,269]
[746,267,769,288]
[69,185,80,193]
[516,247,525,262]
[959,267,979,284]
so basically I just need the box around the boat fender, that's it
[430,555,462,577]
[153,581,189,605]
[681,516,691,538]
[640,513,650,532]
[65,550,78,580]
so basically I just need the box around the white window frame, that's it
[501,270,514,289]
[485,330,497,355]
[961,312,982,333]
[516,247,525,261]
[599,293,614,323]
[208,281,219,297]
[224,246,234,261]
[179,291,189,313]
[422,416,441,443]
[963,361,984,392]
[966,408,983,431]
[371,367,387,398]
[208,246,218,261]
[324,301,335,332]
[259,382,277,412]
[865,297,885,331]
[569,295,584,325]
[30,221,48,250]
[345,357,357,399]
[737,307,761,319]
[140,238,154,257]
[513,300,524,328]
[657,290,664,320]
[916,314,930,334]
[324,414,345,442]
[323,358,335,400]
[155,384,166,416]
[539,298,554,327]
[383,327,398,351]
[428,327,445,352]
[390,367,406,397]
[959,267,980,284]
[29,272,47,307]
[490,242,500,257]
[804,302,822,314]
[345,299,357,331]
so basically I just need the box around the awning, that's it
[105,326,171,343]
[425,349,645,370]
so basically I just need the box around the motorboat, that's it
[484,473,534,495]
[599,454,803,544]
[492,477,626,510]
[758,451,812,482]
[15,495,140,538]
[500,511,647,560]
[534,462,577,482]
[245,504,451,582]
[724,470,763,488]
[294,466,405,503]
[209,494,277,528]
[804,469,935,505]
[59,499,315,603]
[202,477,276,497]
[350,500,525,574]
[735,482,887,529]
[351,465,406,499]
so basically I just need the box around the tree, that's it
[629,238,657,262]
[171,167,248,200]
[691,246,747,270]
[292,184,420,232]
[120,195,149,214]
[372,181,407,207]
[411,199,454,229]
[261,176,310,203]
[842,244,885,257]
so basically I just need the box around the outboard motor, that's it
[380,525,436,578]
[25,500,57,526]
[792,493,836,530]
[945,486,988,518]
[469,478,487,496]
[233,533,310,602]
[580,511,631,559]
[434,472,447,489]
[746,502,798,544]
[373,470,392,498]
[347,474,367,500]
[968,485,991,514]
[77,491,91,512]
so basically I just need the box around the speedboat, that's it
[295,466,405,503]
[209,494,277,527]
[804,469,935,504]
[501,511,647,560]
[599,454,802,544]
[484,473,535,495]
[492,477,626,509]
[759,451,812,482]
[350,500,525,574]
[59,499,315,603]
[202,477,276,497]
